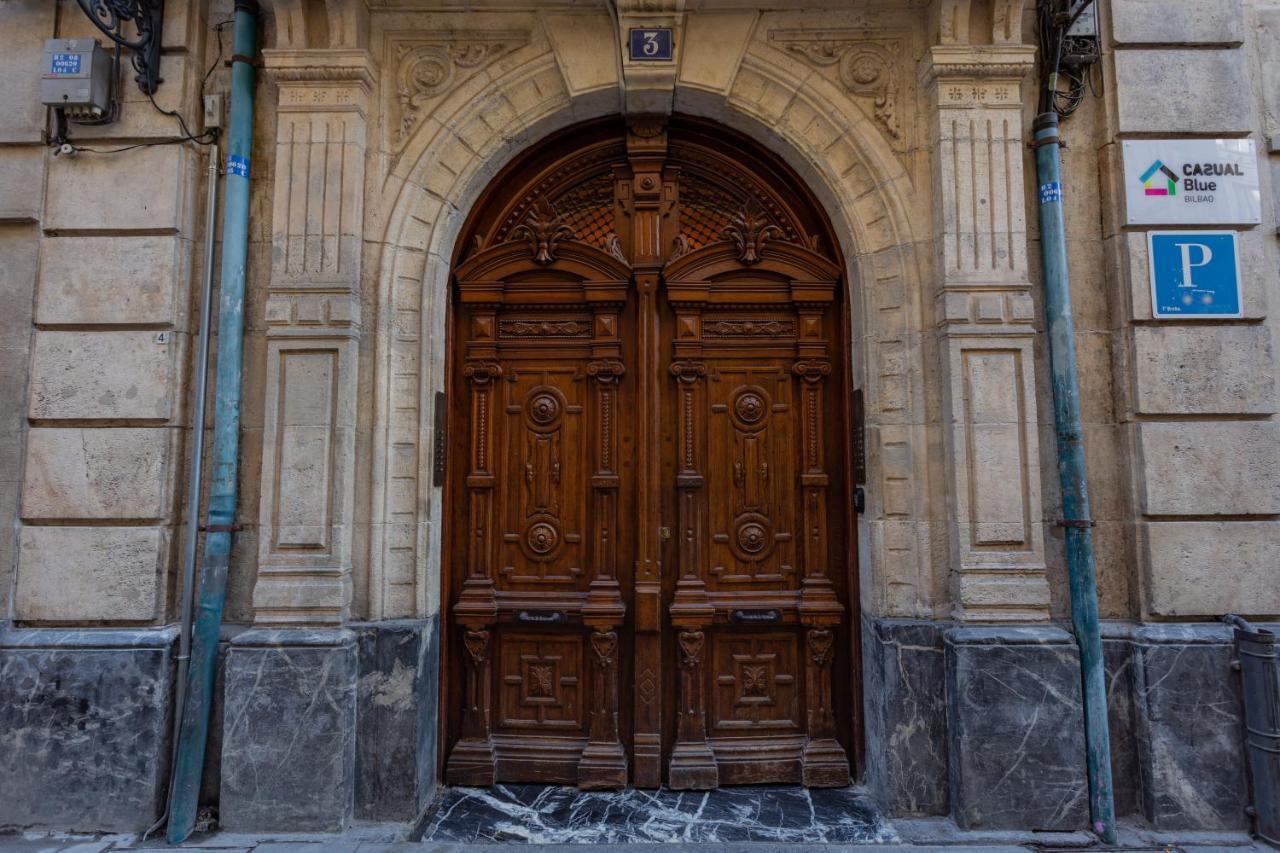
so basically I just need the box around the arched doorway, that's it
[440,117,860,791]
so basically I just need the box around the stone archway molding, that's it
[363,12,934,627]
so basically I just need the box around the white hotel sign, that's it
[1122,139,1261,226]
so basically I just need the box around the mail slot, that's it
[731,609,781,624]
[515,609,565,624]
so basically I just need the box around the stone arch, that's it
[363,31,930,622]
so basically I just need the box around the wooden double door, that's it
[443,120,858,790]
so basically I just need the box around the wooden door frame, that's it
[435,116,865,785]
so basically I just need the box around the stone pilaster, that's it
[252,49,376,626]
[921,45,1050,622]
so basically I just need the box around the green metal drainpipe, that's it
[166,1,259,843]
[1031,111,1117,844]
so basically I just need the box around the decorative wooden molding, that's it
[498,319,591,338]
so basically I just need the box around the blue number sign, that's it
[629,28,673,61]
[1147,231,1242,318]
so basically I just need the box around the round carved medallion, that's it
[528,391,561,426]
[526,522,559,555]
[734,392,765,424]
[737,521,768,554]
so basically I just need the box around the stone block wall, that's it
[0,0,210,833]
[1101,0,1280,620]
[3,0,209,627]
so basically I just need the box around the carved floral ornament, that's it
[722,201,783,265]
[767,31,905,141]
[510,197,578,265]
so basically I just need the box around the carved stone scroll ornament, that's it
[394,36,527,146]
[722,202,784,265]
[768,33,904,142]
[510,197,578,265]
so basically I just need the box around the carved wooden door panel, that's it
[443,119,857,792]
[662,212,851,789]
[446,214,633,789]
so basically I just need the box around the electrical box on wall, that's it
[41,39,111,120]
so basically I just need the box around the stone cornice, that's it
[262,49,379,89]
[918,44,1036,84]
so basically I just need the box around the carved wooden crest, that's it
[678,630,705,668]
[463,629,490,665]
[722,201,784,265]
[510,197,577,265]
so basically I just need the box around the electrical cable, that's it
[55,17,234,155]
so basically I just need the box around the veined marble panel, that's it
[417,784,895,844]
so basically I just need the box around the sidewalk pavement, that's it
[0,821,1272,853]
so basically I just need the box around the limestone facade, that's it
[0,0,1277,836]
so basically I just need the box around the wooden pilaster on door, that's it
[670,629,718,789]
[793,305,849,785]
[579,328,628,789]
[447,321,501,785]
[579,629,627,788]
[668,346,718,790]
[448,628,497,785]
[801,627,849,786]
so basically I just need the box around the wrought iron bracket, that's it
[75,0,165,95]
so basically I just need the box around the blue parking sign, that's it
[1147,231,1242,318]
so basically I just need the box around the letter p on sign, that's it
[1173,241,1213,288]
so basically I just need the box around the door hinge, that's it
[432,390,447,487]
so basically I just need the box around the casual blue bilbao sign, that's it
[629,28,673,61]
[1147,231,1242,318]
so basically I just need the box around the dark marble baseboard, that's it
[1132,624,1248,830]
[945,625,1089,831]
[0,626,177,832]
[860,618,949,816]
[218,628,358,832]
[0,616,1254,835]
[353,616,440,822]
[859,616,1251,833]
